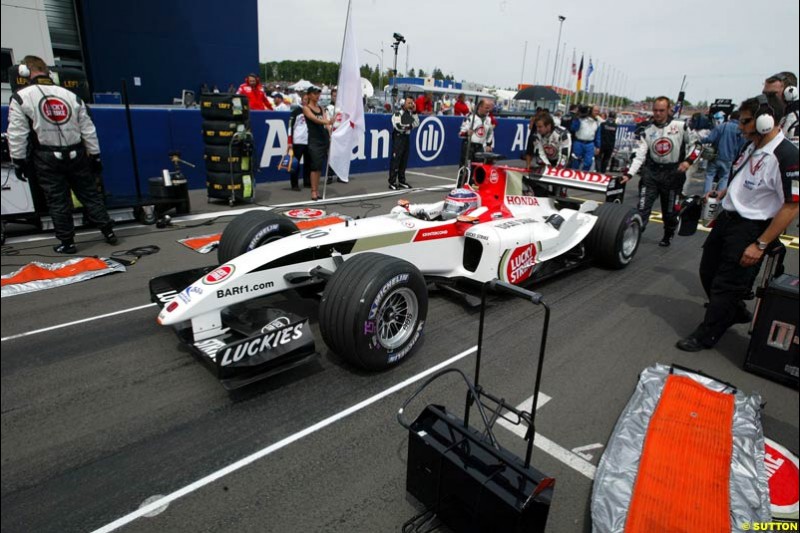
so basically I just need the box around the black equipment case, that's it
[745,273,799,388]
[399,280,554,532]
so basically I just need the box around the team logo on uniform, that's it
[38,96,72,125]
[416,116,445,162]
[543,144,557,159]
[476,126,486,137]
[653,137,673,156]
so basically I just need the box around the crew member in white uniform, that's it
[677,94,799,351]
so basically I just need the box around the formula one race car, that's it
[150,154,641,388]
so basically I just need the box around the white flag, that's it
[328,7,365,182]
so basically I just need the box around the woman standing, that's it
[302,86,331,201]
[287,92,310,191]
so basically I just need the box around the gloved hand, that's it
[90,154,103,174]
[12,159,31,181]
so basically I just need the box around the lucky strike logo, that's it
[39,96,71,124]
[489,169,499,184]
[475,126,486,137]
[203,264,235,285]
[653,137,673,156]
[505,244,536,284]
[285,208,325,219]
[543,144,557,159]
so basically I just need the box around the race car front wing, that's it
[150,268,318,389]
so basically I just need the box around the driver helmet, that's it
[441,189,480,220]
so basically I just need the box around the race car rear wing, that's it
[523,165,626,203]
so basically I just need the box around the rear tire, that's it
[217,211,298,263]
[319,253,428,370]
[585,203,642,269]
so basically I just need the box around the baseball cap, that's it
[306,85,321,93]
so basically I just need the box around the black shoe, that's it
[398,181,412,189]
[658,235,672,247]
[388,182,399,190]
[734,305,753,325]
[326,177,334,185]
[291,186,301,192]
[676,336,708,352]
[103,230,118,245]
[54,242,77,254]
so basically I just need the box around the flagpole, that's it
[533,45,540,85]
[520,40,528,85]
[322,0,353,200]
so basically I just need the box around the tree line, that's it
[261,60,455,89]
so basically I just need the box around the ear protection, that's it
[755,94,775,134]
[18,63,30,78]
[785,85,799,103]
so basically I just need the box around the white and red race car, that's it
[150,155,641,388]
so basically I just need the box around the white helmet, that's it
[441,189,480,220]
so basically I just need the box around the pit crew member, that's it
[570,105,601,170]
[389,96,419,190]
[677,94,799,352]
[525,111,572,170]
[7,55,117,254]
[620,96,700,247]
[459,99,494,165]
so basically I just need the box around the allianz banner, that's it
[255,112,534,181]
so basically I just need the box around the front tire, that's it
[585,203,642,269]
[217,211,299,263]
[319,253,428,370]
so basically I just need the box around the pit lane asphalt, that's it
[1,164,798,533]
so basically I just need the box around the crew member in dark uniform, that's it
[677,94,799,351]
[598,111,618,173]
[7,55,117,253]
[389,96,419,190]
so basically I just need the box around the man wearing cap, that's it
[272,93,290,111]
[236,73,273,111]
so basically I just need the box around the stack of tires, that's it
[200,93,256,206]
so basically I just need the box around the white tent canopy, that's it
[288,79,312,91]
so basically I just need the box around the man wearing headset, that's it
[762,71,798,146]
[676,93,799,352]
[7,55,117,254]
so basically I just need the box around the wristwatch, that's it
[755,240,768,251]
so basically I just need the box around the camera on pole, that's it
[390,32,406,107]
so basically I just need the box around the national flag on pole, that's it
[328,5,365,182]
[586,58,595,86]
[576,54,584,92]
[571,49,577,76]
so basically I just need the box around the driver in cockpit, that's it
[391,188,481,221]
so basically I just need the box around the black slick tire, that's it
[217,211,298,263]
[585,203,642,269]
[319,253,428,370]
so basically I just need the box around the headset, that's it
[18,62,30,78]
[754,94,776,134]
[785,85,799,103]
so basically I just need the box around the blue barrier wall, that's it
[2,104,638,197]
[79,0,259,104]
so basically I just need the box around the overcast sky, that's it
[259,0,799,105]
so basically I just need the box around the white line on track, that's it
[496,394,597,479]
[90,346,479,533]
[0,303,156,342]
